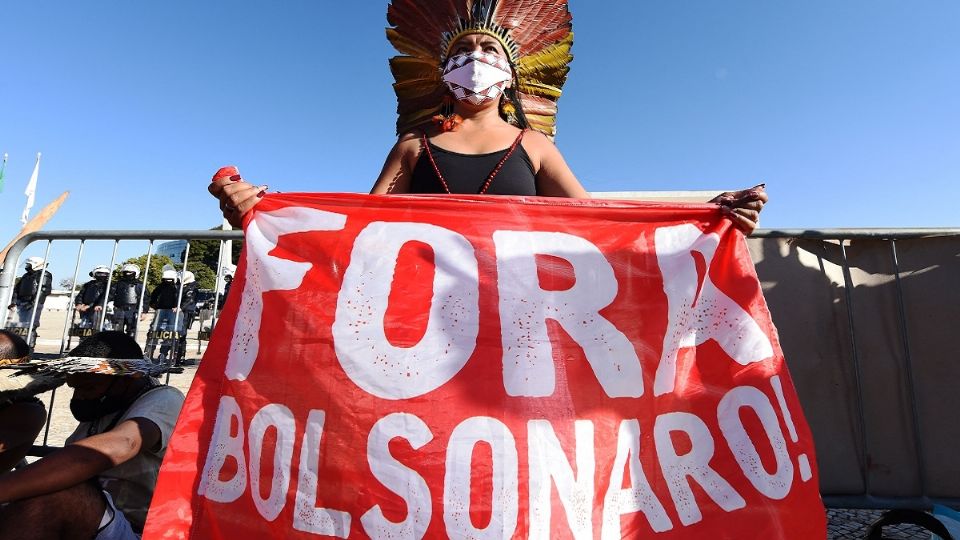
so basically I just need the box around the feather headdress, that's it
[9,356,182,378]
[387,0,573,138]
[0,357,64,401]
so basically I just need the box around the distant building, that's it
[156,240,188,264]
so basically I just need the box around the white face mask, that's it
[442,51,513,105]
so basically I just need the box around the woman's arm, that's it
[525,132,590,198]
[370,133,421,195]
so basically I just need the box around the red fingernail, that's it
[229,175,241,181]
[257,190,265,198]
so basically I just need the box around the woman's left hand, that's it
[710,184,768,235]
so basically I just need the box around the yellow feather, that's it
[525,113,556,127]
[516,33,573,74]
[525,114,557,138]
[390,57,442,101]
[389,56,441,81]
[518,81,563,99]
[386,29,435,59]
[515,33,573,102]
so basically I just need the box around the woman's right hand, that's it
[710,184,767,235]
[208,165,268,228]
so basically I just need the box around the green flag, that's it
[0,153,7,193]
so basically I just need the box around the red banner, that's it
[144,193,825,539]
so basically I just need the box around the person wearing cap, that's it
[109,265,147,339]
[76,266,112,331]
[0,330,57,474]
[0,331,184,538]
[7,257,53,346]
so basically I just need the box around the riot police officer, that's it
[219,265,235,311]
[174,271,199,364]
[221,274,233,304]
[109,264,147,338]
[8,257,53,346]
[179,271,198,331]
[74,265,110,330]
[147,268,182,363]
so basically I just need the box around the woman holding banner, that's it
[209,0,766,232]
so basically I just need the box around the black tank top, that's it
[409,136,538,195]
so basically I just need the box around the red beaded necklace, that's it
[421,130,526,194]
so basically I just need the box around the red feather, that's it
[388,0,462,54]
[517,94,556,116]
[493,0,572,55]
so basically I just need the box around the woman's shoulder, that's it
[380,131,424,169]
[519,129,560,167]
[521,129,555,148]
[520,129,558,155]
[395,130,425,153]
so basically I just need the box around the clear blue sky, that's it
[1,1,958,280]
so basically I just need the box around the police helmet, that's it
[25,256,46,271]
[120,263,140,278]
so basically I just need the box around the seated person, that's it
[0,330,53,474]
[0,331,185,539]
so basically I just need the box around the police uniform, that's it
[110,271,146,338]
[12,265,52,331]
[76,268,111,330]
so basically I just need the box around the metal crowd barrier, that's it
[0,230,242,455]
[750,228,960,512]
[2,228,959,512]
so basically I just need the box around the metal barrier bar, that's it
[25,240,52,347]
[823,495,960,511]
[97,240,120,331]
[41,387,56,447]
[168,242,191,382]
[839,240,871,497]
[753,228,960,240]
[59,241,86,355]
[890,239,928,498]
[137,241,155,338]
[205,240,226,353]
[172,242,191,340]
